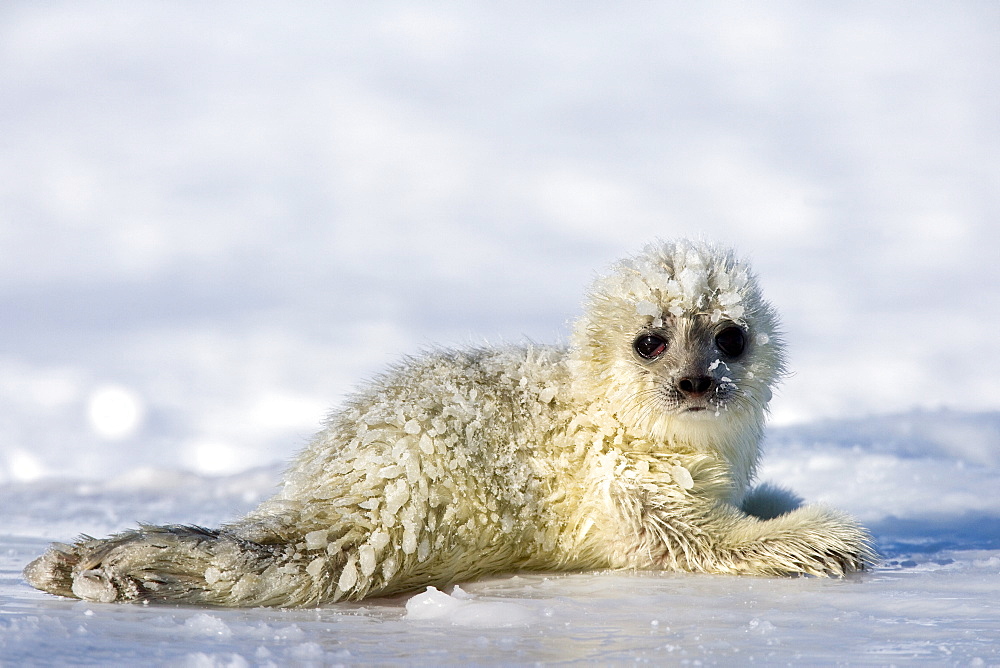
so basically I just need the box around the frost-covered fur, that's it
[24,240,876,607]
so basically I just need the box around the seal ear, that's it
[740,483,803,520]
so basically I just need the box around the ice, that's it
[635,300,661,318]
[337,558,358,590]
[669,464,694,489]
[403,585,464,618]
[404,586,537,627]
[184,613,233,639]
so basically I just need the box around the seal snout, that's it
[677,375,713,397]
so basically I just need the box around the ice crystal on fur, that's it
[24,239,875,607]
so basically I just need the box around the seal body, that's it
[24,240,876,607]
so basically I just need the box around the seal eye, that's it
[634,334,668,360]
[715,326,746,358]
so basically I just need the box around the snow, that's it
[2,0,999,664]
[3,411,1000,664]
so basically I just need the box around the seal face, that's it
[569,241,786,495]
[23,239,876,607]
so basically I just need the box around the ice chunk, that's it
[384,479,410,514]
[378,464,404,479]
[401,524,418,554]
[404,586,537,627]
[718,291,741,306]
[304,530,328,550]
[368,530,391,552]
[183,613,233,639]
[670,465,694,489]
[677,263,708,303]
[338,557,358,591]
[636,300,661,317]
[358,544,377,576]
[306,556,325,578]
[404,586,466,620]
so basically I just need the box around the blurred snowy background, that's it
[1,1,997,482]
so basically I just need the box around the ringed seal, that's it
[25,239,876,607]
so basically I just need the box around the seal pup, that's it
[24,239,876,607]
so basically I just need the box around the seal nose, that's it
[678,376,713,397]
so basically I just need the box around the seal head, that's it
[570,240,786,492]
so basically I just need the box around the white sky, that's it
[1,2,998,478]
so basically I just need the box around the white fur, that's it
[24,239,876,607]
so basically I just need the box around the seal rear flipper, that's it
[24,525,306,606]
[23,541,83,599]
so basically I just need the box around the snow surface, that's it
[2,1,1000,664]
[3,411,1000,665]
